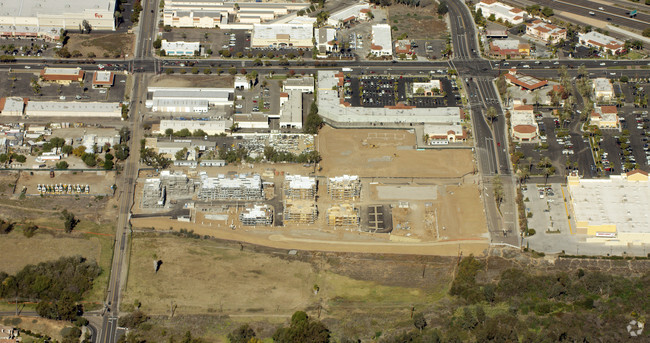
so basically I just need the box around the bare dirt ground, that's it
[556,11,607,29]
[149,75,234,88]
[317,126,475,178]
[388,4,449,40]
[15,170,116,196]
[66,33,135,58]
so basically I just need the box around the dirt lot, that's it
[317,126,475,178]
[15,170,116,196]
[388,4,448,40]
[65,33,135,58]
[149,74,234,88]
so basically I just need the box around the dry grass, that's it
[388,4,448,40]
[66,33,135,58]
[1,316,72,342]
[149,74,235,88]
[122,236,448,316]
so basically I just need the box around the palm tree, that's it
[543,166,555,185]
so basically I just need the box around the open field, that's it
[149,74,234,88]
[317,126,475,178]
[122,235,455,340]
[0,186,119,306]
[388,4,448,40]
[65,33,135,58]
[0,316,72,342]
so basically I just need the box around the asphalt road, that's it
[525,0,649,31]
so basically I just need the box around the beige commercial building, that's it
[251,23,313,48]
[567,170,650,245]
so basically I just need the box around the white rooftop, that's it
[285,174,316,189]
[0,0,115,17]
[42,67,82,76]
[279,90,303,125]
[26,101,120,112]
[569,176,650,234]
[94,71,112,83]
[161,40,200,51]
[491,39,522,50]
[328,3,369,22]
[579,31,624,48]
[329,175,359,182]
[593,78,614,92]
[371,24,392,53]
[253,23,313,40]
[200,173,261,190]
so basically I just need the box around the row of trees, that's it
[0,256,101,321]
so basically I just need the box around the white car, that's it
[24,66,31,69]
[598,7,604,10]
[600,62,606,66]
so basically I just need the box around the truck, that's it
[341,67,353,72]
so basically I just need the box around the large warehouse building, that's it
[251,23,313,48]
[567,170,650,245]
[0,0,116,40]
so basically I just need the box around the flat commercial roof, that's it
[253,23,313,40]
[280,90,303,124]
[570,176,650,234]
[26,101,120,113]
[0,0,116,17]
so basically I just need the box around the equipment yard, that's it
[14,170,116,196]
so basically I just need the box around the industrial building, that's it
[198,172,263,200]
[163,0,307,29]
[240,204,273,226]
[161,40,200,56]
[283,199,318,224]
[567,170,650,245]
[318,71,465,137]
[283,174,317,200]
[526,20,566,44]
[592,78,615,101]
[283,77,314,93]
[278,90,303,129]
[251,23,313,48]
[475,0,525,24]
[0,0,116,40]
[326,3,371,27]
[370,24,392,56]
[25,101,122,117]
[40,67,84,84]
[590,105,619,129]
[579,31,624,54]
[327,175,361,200]
[155,139,216,160]
[81,131,121,153]
[0,97,27,116]
[327,204,360,227]
[158,119,231,135]
[234,113,269,129]
[147,87,234,112]
[510,105,538,141]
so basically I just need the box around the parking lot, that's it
[161,29,251,57]
[593,109,650,175]
[0,38,53,57]
[233,75,281,116]
[344,75,459,108]
[0,70,127,103]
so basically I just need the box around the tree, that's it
[304,102,323,134]
[118,310,149,329]
[62,145,74,155]
[175,147,188,161]
[153,38,162,49]
[485,106,498,123]
[228,324,256,343]
[56,161,69,170]
[14,155,26,163]
[61,210,78,233]
[119,126,131,142]
[103,159,114,170]
[541,6,554,17]
[413,312,427,332]
[114,144,129,161]
[437,1,448,15]
[644,27,650,38]
[273,311,330,343]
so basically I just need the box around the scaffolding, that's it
[327,203,360,227]
[198,172,263,200]
[327,175,361,200]
[142,178,166,208]
[240,204,273,226]
[283,174,317,200]
[283,199,318,225]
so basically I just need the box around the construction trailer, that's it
[239,204,274,226]
[283,174,317,200]
[283,199,318,225]
[327,203,360,227]
[327,175,361,200]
